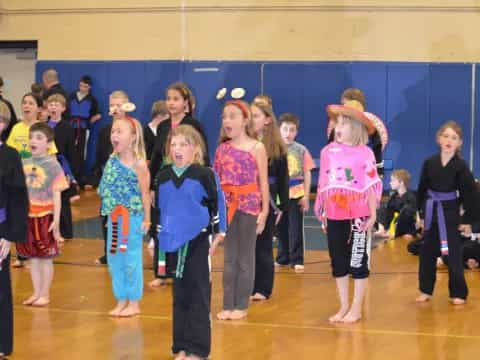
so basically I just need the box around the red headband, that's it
[226,100,249,119]
[124,116,137,133]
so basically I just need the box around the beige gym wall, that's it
[1,0,480,62]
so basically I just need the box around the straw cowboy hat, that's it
[326,99,376,135]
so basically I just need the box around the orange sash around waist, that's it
[222,183,258,224]
[29,204,54,216]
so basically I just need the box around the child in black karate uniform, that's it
[46,94,79,241]
[154,125,226,360]
[375,169,417,239]
[416,121,479,305]
[0,101,29,358]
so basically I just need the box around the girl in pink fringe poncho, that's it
[314,100,382,323]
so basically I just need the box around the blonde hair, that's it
[46,93,66,107]
[109,90,129,102]
[0,101,11,126]
[391,169,411,187]
[166,125,206,165]
[151,100,168,118]
[219,100,256,143]
[251,102,286,160]
[436,120,463,154]
[113,117,146,161]
[340,115,369,146]
[253,94,273,107]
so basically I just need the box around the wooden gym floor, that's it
[9,191,480,359]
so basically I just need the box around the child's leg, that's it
[120,215,143,317]
[329,275,349,322]
[418,225,440,301]
[252,208,275,299]
[289,198,305,267]
[445,225,468,302]
[23,258,42,305]
[219,213,241,319]
[342,279,367,323]
[343,219,371,322]
[74,128,87,186]
[395,212,417,238]
[32,259,53,306]
[180,233,211,358]
[326,219,352,322]
[106,216,128,315]
[59,190,73,240]
[0,254,14,356]
[232,212,257,317]
[276,203,290,265]
[95,215,108,264]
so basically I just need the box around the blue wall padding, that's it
[428,64,472,162]
[385,63,431,188]
[182,62,262,157]
[36,60,478,185]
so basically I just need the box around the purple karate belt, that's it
[425,190,457,256]
[0,207,5,223]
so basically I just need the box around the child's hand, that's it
[363,216,376,232]
[49,222,61,242]
[150,191,155,207]
[299,197,309,212]
[209,234,225,256]
[141,220,151,235]
[0,238,12,260]
[275,211,283,225]
[459,224,472,237]
[256,212,268,235]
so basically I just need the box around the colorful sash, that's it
[222,183,258,224]
[424,190,457,256]
[110,205,130,254]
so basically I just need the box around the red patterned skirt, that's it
[16,215,59,258]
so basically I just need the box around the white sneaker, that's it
[294,264,305,272]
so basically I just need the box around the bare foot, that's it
[328,307,349,323]
[12,259,24,268]
[216,310,232,320]
[174,351,186,360]
[70,195,81,203]
[250,293,267,301]
[119,302,141,317]
[109,301,127,317]
[415,293,432,303]
[185,354,204,360]
[149,278,166,288]
[57,237,65,243]
[341,309,362,323]
[32,297,50,307]
[230,309,247,320]
[23,295,39,306]
[451,298,466,305]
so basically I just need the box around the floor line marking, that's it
[14,306,480,340]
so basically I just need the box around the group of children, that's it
[0,75,479,359]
